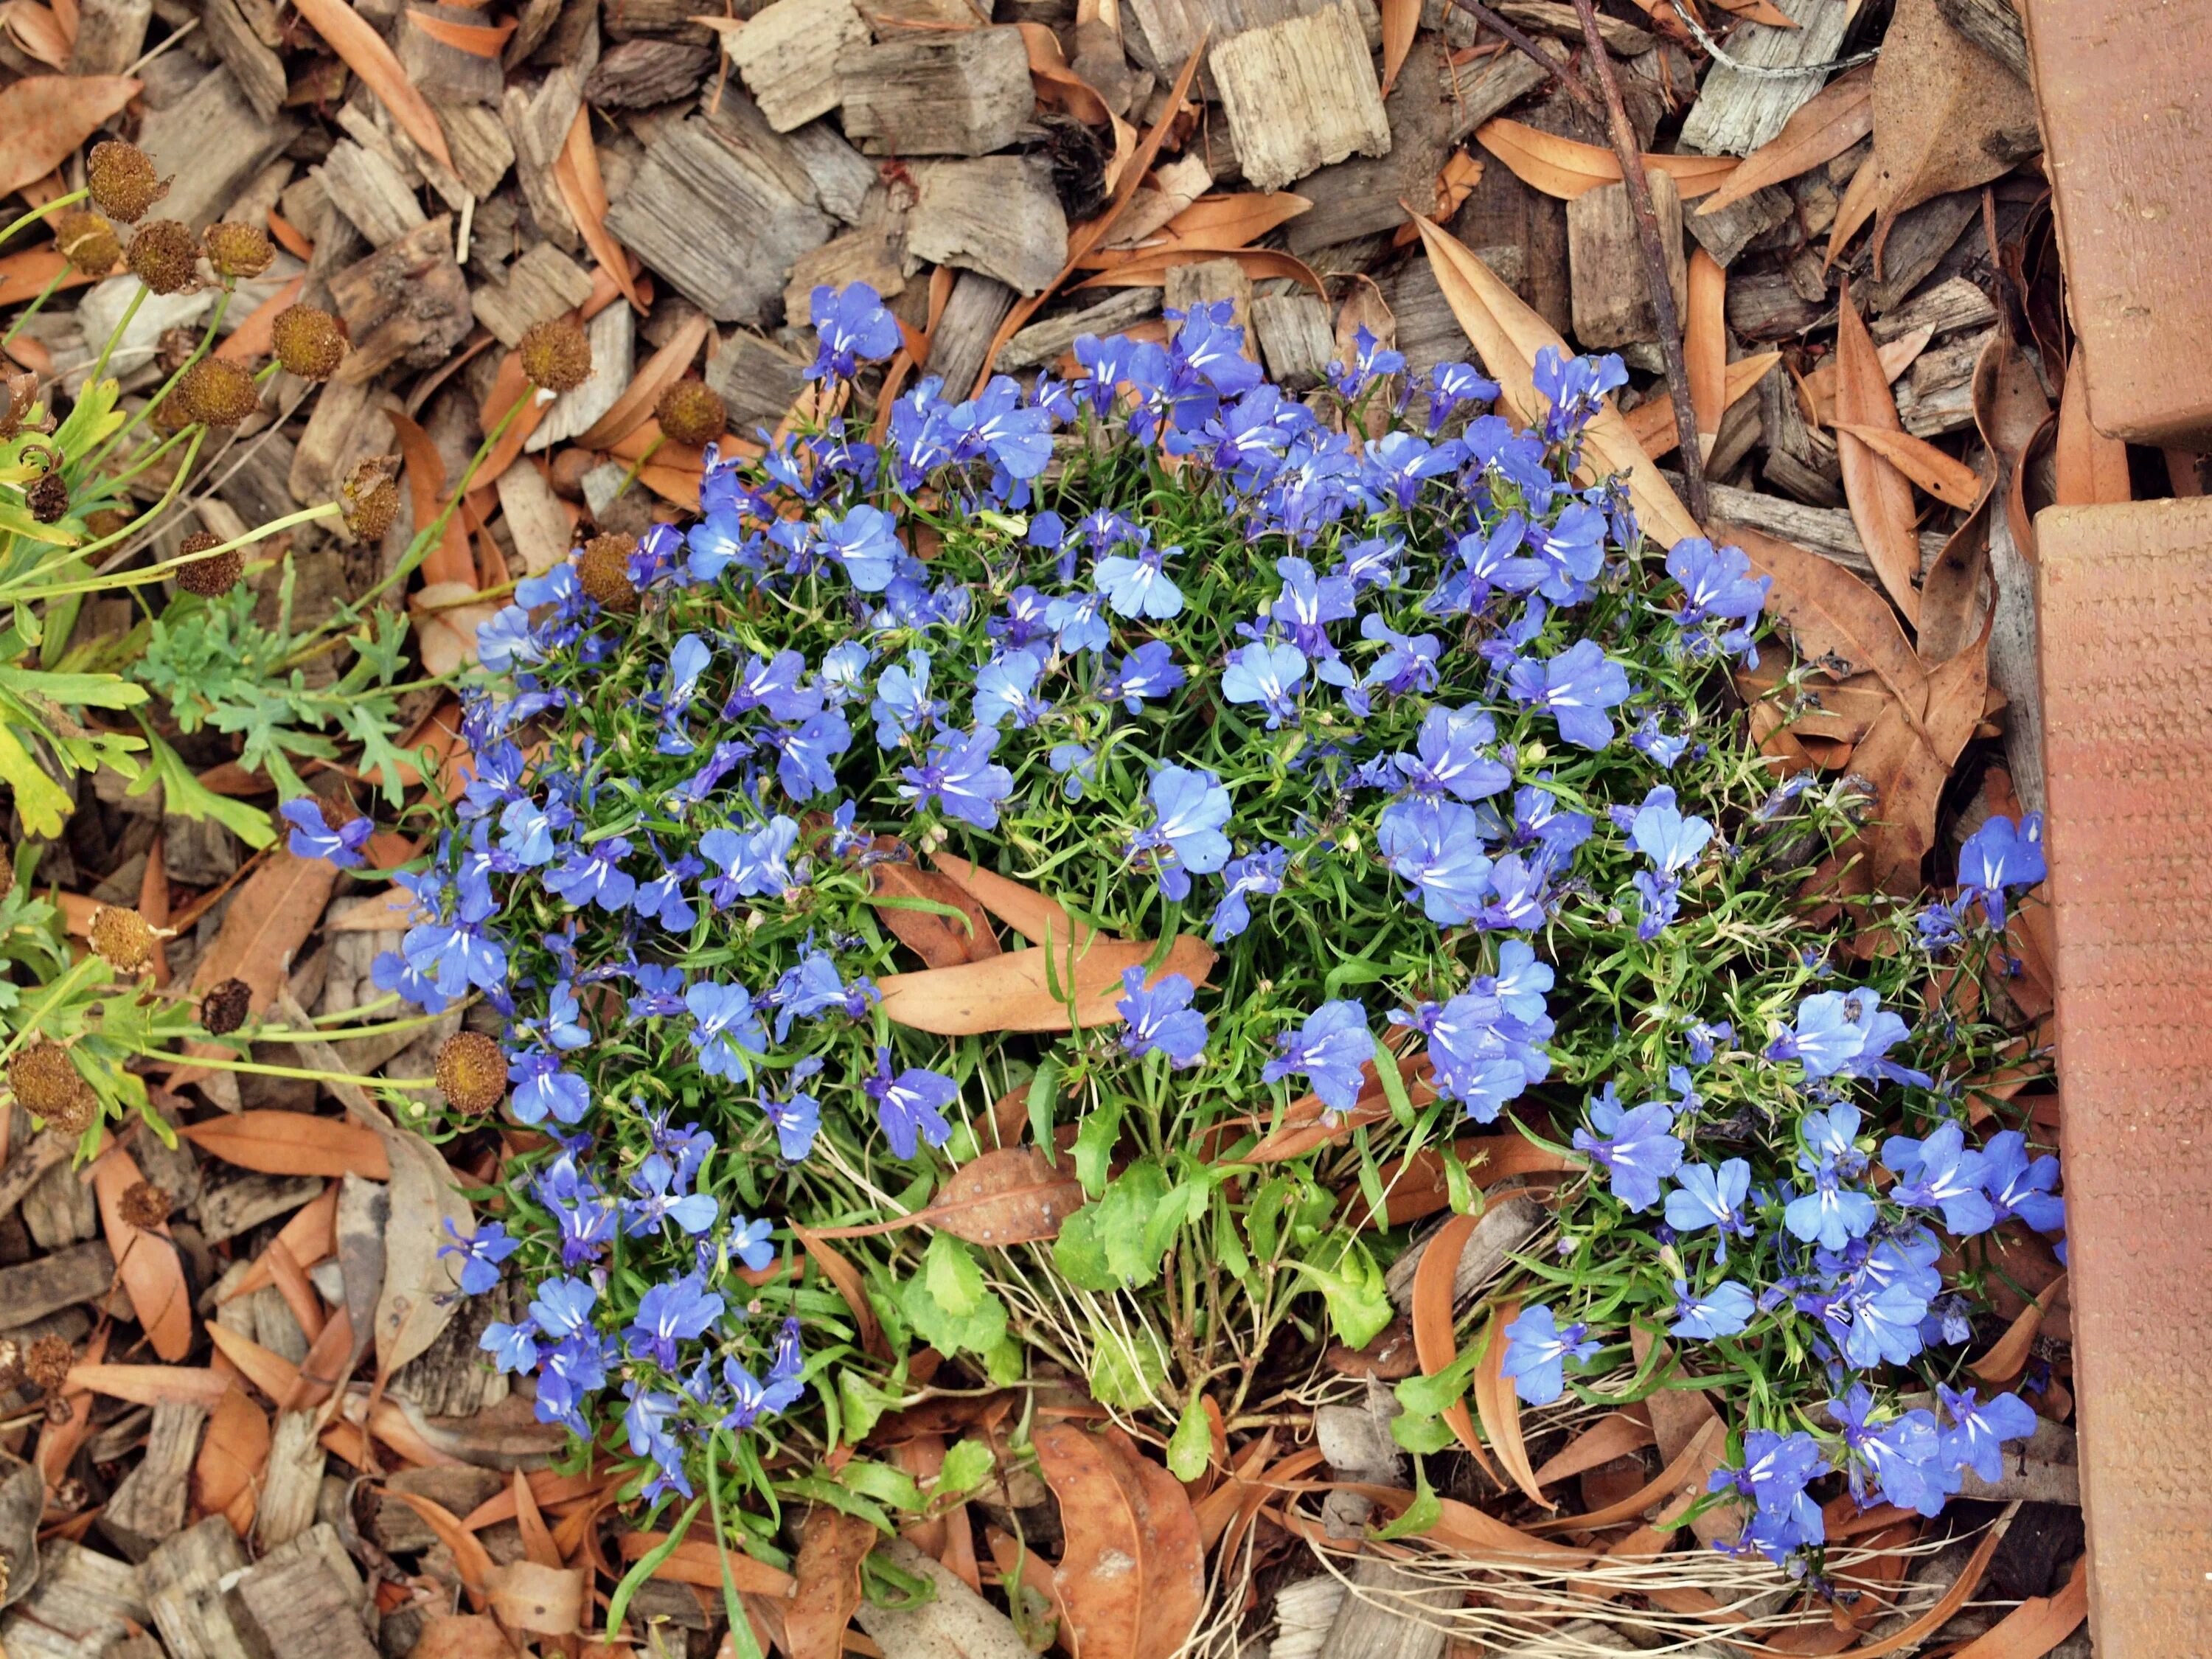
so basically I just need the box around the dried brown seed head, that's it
[519,317,591,392]
[340,455,401,541]
[655,378,726,448]
[117,1180,173,1231]
[204,220,274,280]
[199,976,253,1035]
[25,470,67,524]
[270,305,347,380]
[174,358,261,428]
[175,529,243,596]
[52,209,119,277]
[7,1041,94,1133]
[436,1029,508,1116]
[577,532,639,611]
[87,141,167,223]
[125,219,198,295]
[24,1334,74,1394]
[88,905,155,972]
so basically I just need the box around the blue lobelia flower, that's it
[1095,537,1184,620]
[1393,703,1510,801]
[1267,556,1357,654]
[1500,1303,1601,1405]
[1955,812,2045,930]
[1048,742,1096,801]
[624,1385,691,1500]
[767,949,876,1043]
[1828,1385,1955,1517]
[762,1060,824,1161]
[480,1317,540,1375]
[973,650,1046,729]
[1424,360,1498,433]
[1665,1159,1754,1264]
[808,282,902,380]
[499,792,570,866]
[1044,589,1111,655]
[1664,537,1769,664]
[1630,786,1712,874]
[1103,639,1186,712]
[1669,1277,1756,1340]
[1505,639,1631,750]
[528,1274,597,1340]
[1709,1429,1828,1560]
[1783,1164,1878,1251]
[865,1047,957,1159]
[1326,324,1405,400]
[1377,797,1494,926]
[438,1220,518,1296]
[698,817,801,902]
[282,797,373,868]
[1630,714,1690,768]
[686,979,765,1080]
[508,1048,590,1125]
[623,1152,717,1237]
[871,649,941,748]
[546,835,637,913]
[1359,615,1441,700]
[725,1213,776,1273]
[1261,1000,1373,1116]
[816,504,902,591]
[1978,1130,2063,1234]
[1130,765,1232,901]
[721,1318,807,1430]
[1573,1085,1683,1211]
[1220,641,1307,729]
[627,1272,724,1369]
[1208,844,1289,942]
[1531,346,1628,447]
[1880,1121,1996,1237]
[900,726,1014,830]
[1117,967,1208,1067]
[1935,1385,2039,1484]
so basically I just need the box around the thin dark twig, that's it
[1438,0,1600,113]
[1565,0,1710,525]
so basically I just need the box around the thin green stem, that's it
[1,268,67,348]
[86,286,235,476]
[245,1010,451,1043]
[0,188,87,253]
[0,956,108,1062]
[88,285,147,385]
[613,433,665,499]
[5,498,340,600]
[94,424,195,497]
[141,1049,439,1088]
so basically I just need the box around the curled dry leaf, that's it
[404,1617,512,1659]
[1725,521,1928,720]
[1077,245,1327,296]
[1528,1415,1727,1534]
[1697,64,1874,218]
[408,7,516,57]
[1685,250,1727,457]
[194,1385,270,1532]
[1473,118,1739,201]
[1627,352,1779,462]
[1356,1132,1577,1227]
[1408,1210,1495,1472]
[1529,1407,1656,1489]
[1854,612,1989,892]
[2053,349,2131,507]
[292,0,453,171]
[1414,214,1700,552]
[1032,1423,1204,1659]
[0,75,139,199]
[1472,1300,1551,1510]
[388,407,474,590]
[180,1110,391,1179]
[93,1143,193,1361]
[808,1147,1085,1245]
[793,1226,888,1359]
[387,1489,496,1605]
[1833,282,1925,625]
[877,933,1216,1036]
[1949,1554,2087,1659]
[484,1559,585,1635]
[616,1528,800,1596]
[1352,1483,1589,1561]
[784,1506,881,1659]
[1380,0,1419,91]
[175,849,340,1075]
[1833,421,1987,509]
[368,1116,475,1377]
[1971,1268,2064,1383]
[227,1182,341,1299]
[553,102,643,310]
[870,843,1001,970]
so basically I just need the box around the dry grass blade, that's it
[1697,64,1874,217]
[877,934,1215,1035]
[1473,117,1739,201]
[293,0,453,171]
[576,311,710,448]
[1413,212,1700,550]
[0,74,139,198]
[1472,1300,1551,1510]
[1832,421,1986,509]
[1833,282,1924,623]
[809,1147,1084,1245]
[181,1110,391,1179]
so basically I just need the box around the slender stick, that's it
[1439,0,1601,113]
[1566,0,1709,525]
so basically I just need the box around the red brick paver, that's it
[2039,497,2212,1655]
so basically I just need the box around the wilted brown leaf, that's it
[1473,1300,1551,1510]
[877,934,1216,1036]
[1686,250,1726,459]
[368,1116,474,1377]
[1474,118,1738,201]
[809,1147,1085,1246]
[577,312,712,449]
[404,1617,512,1659]
[406,7,515,56]
[1034,1423,1204,1659]
[63,1364,234,1408]
[1628,353,1779,461]
[181,1111,391,1179]
[1414,213,1700,551]
[793,1227,888,1360]
[0,75,139,199]
[484,1560,585,1635]
[2054,349,2130,507]
[870,843,1001,970]
[785,1506,881,1659]
[1833,421,1987,509]
[93,1142,193,1361]
[1380,0,1419,91]
[1409,1210,1496,1473]
[1726,522,1927,719]
[1357,1133,1578,1227]
[1530,1408,1657,1490]
[292,0,453,170]
[931,853,1102,949]
[176,849,338,1074]
[1698,64,1874,218]
[194,1385,270,1531]
[1855,615,1989,891]
[1834,282,1925,624]
[1798,326,1933,428]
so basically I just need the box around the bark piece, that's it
[0,1451,40,1611]
[783,229,905,326]
[369,1467,507,1553]
[502,71,585,254]
[583,37,714,108]
[327,215,474,383]
[1680,0,1850,156]
[256,1411,329,1551]
[837,26,1034,156]
[996,289,1159,373]
[783,118,878,224]
[68,0,151,72]
[19,1156,97,1250]
[526,300,633,451]
[1893,326,1994,437]
[908,158,1069,295]
[1567,171,1688,349]
[1251,292,1334,390]
[728,0,871,132]
[1935,0,2028,80]
[226,1524,379,1659]
[472,241,597,347]
[0,1540,149,1659]
[397,4,506,105]
[136,65,302,229]
[97,1400,209,1562]
[1698,477,1946,580]
[496,462,576,575]
[1685,184,1793,270]
[199,0,288,123]
[1286,35,1459,253]
[315,140,430,248]
[193,1173,325,1244]
[387,1275,515,1417]
[604,114,834,322]
[705,330,811,428]
[925,271,1020,397]
[1210,0,1391,192]
[0,1239,114,1326]
[291,379,396,509]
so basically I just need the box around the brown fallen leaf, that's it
[1832,421,1987,509]
[1357,1132,1578,1228]
[226,1182,340,1299]
[389,407,474,589]
[1529,1408,1655,1490]
[870,843,1001,970]
[1472,1300,1551,1510]
[793,1227,888,1360]
[2,1,72,68]
[1529,1416,1728,1536]
[785,1506,880,1659]
[194,1385,271,1531]
[0,75,139,199]
[1972,1268,2064,1384]
[387,1489,495,1606]
[1627,352,1779,462]
[1725,522,1927,719]
[293,0,453,171]
[616,1528,799,1596]
[2053,349,2130,507]
[1698,64,1874,217]
[93,1141,193,1361]
[176,849,340,1074]
[1414,213,1700,551]
[1685,249,1726,459]
[808,1147,1084,1245]
[180,1110,392,1179]
[1474,118,1739,201]
[403,1617,512,1659]
[1130,190,1314,257]
[931,853,1104,950]
[407,7,515,56]
[369,1113,475,1377]
[1798,326,1934,428]
[1833,282,1925,625]
[62,1363,233,1408]
[484,1559,585,1635]
[1854,614,1989,892]
[1408,1209,1497,1474]
[1860,0,2039,272]
[876,934,1216,1036]
[1949,1553,2086,1659]
[1352,1484,1589,1562]
[1380,0,1419,91]
[1077,244,1326,296]
[1034,1423,1204,1659]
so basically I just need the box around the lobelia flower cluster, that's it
[284,283,2059,1573]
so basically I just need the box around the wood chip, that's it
[838,25,1034,156]
[728,0,872,133]
[1210,0,1392,193]
[908,157,1070,296]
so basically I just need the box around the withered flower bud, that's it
[118,1180,173,1231]
[270,305,347,380]
[25,470,67,524]
[52,209,119,277]
[519,317,591,392]
[23,1335,74,1394]
[175,529,243,597]
[204,220,274,280]
[199,977,253,1035]
[88,905,155,972]
[655,378,726,448]
[436,1030,508,1116]
[87,141,167,223]
[339,455,400,542]
[577,532,639,612]
[173,358,261,428]
[125,219,198,295]
[6,1042,94,1136]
